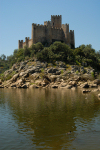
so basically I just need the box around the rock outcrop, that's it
[0,59,100,100]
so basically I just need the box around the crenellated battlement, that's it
[44,21,51,26]
[19,40,23,42]
[18,15,75,49]
[51,15,61,18]
[70,30,74,32]
[32,23,47,28]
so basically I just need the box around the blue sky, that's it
[0,0,100,56]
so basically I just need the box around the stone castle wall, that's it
[51,15,62,28]
[18,15,75,49]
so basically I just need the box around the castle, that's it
[18,15,75,49]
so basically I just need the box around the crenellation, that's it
[18,15,75,49]
[51,15,61,18]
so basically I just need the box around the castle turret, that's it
[44,21,51,27]
[18,40,23,49]
[51,15,62,28]
[70,30,75,49]
[25,37,29,47]
[62,24,70,45]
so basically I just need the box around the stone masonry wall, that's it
[18,15,75,49]
[51,15,62,28]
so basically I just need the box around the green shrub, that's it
[76,70,79,74]
[17,56,24,62]
[91,72,94,78]
[41,68,44,73]
[23,46,31,57]
[5,75,12,80]
[61,69,64,74]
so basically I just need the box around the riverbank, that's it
[0,59,100,99]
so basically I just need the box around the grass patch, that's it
[61,69,64,74]
[76,70,79,74]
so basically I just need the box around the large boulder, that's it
[29,84,39,88]
[50,75,57,82]
[60,83,67,87]
[31,73,40,80]
[19,72,26,77]
[16,79,25,86]
[0,85,4,88]
[0,79,2,85]
[51,85,58,88]
[11,64,18,71]
[4,69,13,77]
[10,83,17,88]
[87,68,95,74]
[43,78,50,84]
[80,66,85,73]
[71,65,80,73]
[12,73,19,81]
[68,81,77,86]
[21,84,28,88]
[19,61,28,71]
[47,68,59,74]
[80,82,89,88]
[55,71,61,75]
[66,85,72,89]
[26,67,37,74]
[93,79,100,85]
[89,84,98,88]
[43,75,51,82]
[98,94,100,98]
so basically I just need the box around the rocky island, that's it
[0,57,100,99]
[0,40,100,99]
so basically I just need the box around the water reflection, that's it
[0,88,100,149]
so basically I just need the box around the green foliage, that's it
[35,42,44,51]
[76,60,81,66]
[49,41,71,62]
[37,47,50,62]
[91,72,94,78]
[30,42,44,54]
[61,69,64,74]
[1,54,6,60]
[97,73,100,80]
[17,56,24,62]
[41,68,44,73]
[76,70,79,74]
[17,48,24,57]
[5,75,12,81]
[13,49,18,57]
[0,42,100,76]
[23,46,31,57]
[73,48,85,57]
[0,73,5,81]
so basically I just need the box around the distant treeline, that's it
[0,41,100,73]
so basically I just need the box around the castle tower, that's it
[44,21,51,27]
[62,24,70,45]
[25,37,29,47]
[18,40,23,49]
[51,15,62,28]
[70,30,75,49]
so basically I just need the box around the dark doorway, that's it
[52,39,64,44]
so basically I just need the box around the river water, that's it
[0,88,100,150]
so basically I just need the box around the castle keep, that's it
[18,15,75,49]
